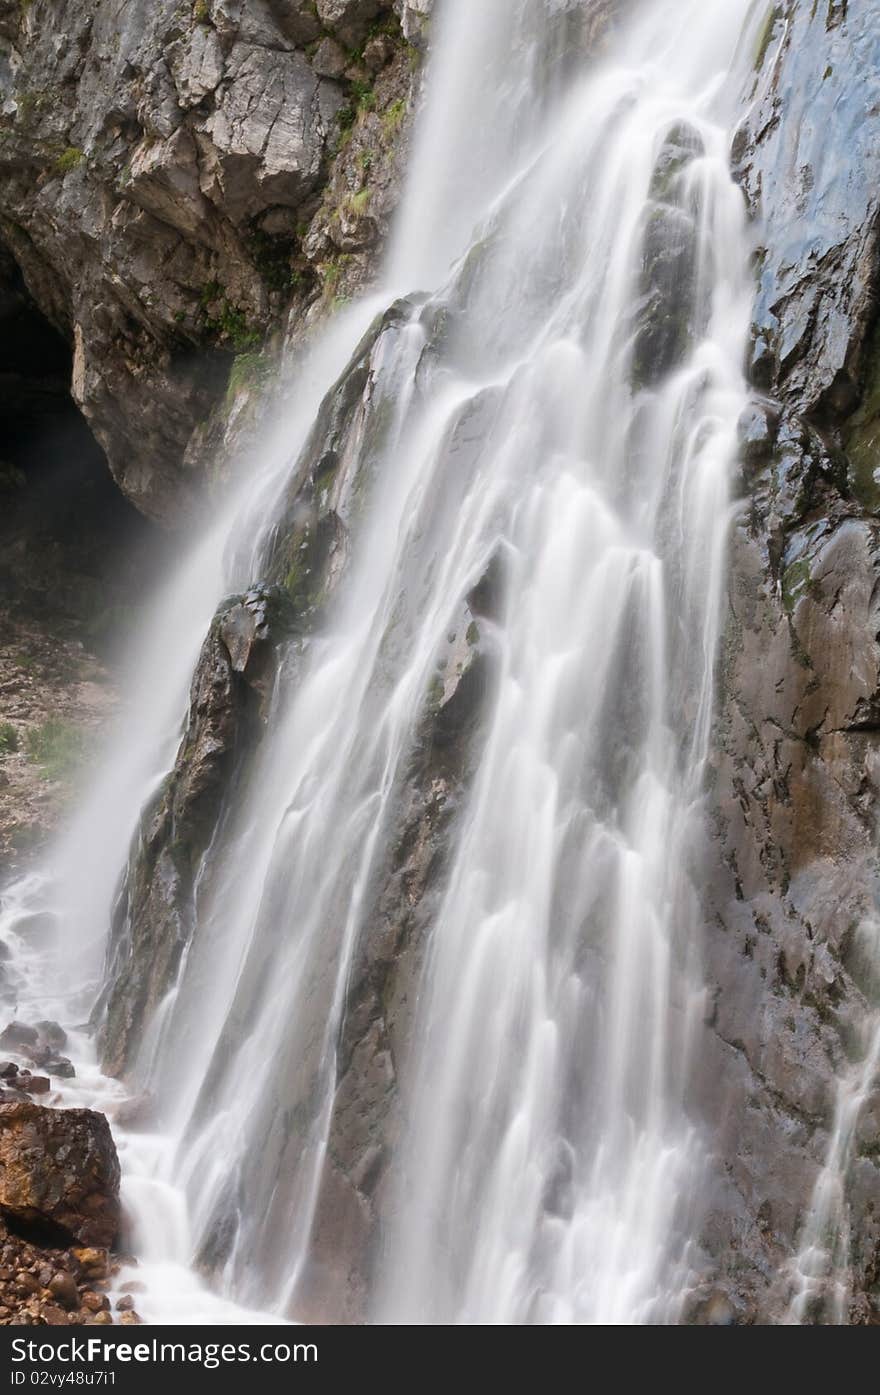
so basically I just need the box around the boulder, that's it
[18,1075,50,1096]
[0,1023,37,1051]
[35,1017,65,1045]
[0,1103,120,1249]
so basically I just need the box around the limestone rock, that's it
[0,0,421,519]
[199,45,343,225]
[317,0,386,48]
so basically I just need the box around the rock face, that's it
[693,0,880,1323]
[10,0,880,1329]
[97,296,424,1078]
[98,584,293,1076]
[0,0,427,520]
[0,1102,120,1249]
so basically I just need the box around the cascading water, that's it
[0,0,771,1325]
[376,0,757,1325]
[787,917,880,1324]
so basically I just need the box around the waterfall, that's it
[0,0,762,1325]
[787,916,880,1324]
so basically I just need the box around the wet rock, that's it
[72,1248,110,1281]
[0,1023,37,1052]
[34,1022,67,1054]
[0,1104,120,1249]
[632,202,697,388]
[467,549,509,622]
[84,1310,113,1325]
[45,1059,75,1081]
[735,0,880,420]
[0,1021,69,1073]
[290,597,492,1320]
[18,1076,50,1097]
[699,0,880,1323]
[631,122,703,389]
[97,300,423,1083]
[111,1094,154,1130]
[649,121,703,201]
[116,1294,134,1312]
[96,586,294,1076]
[47,1271,79,1311]
[81,1290,109,1313]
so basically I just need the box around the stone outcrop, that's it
[97,584,294,1076]
[96,294,427,1079]
[0,1101,120,1249]
[694,0,880,1323]
[0,0,427,520]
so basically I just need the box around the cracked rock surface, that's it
[694,0,880,1324]
[0,0,428,520]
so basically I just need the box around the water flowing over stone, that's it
[110,0,753,1323]
[3,0,880,1328]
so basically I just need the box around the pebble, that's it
[82,1291,110,1313]
[72,1247,109,1279]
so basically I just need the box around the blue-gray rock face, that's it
[743,0,880,417]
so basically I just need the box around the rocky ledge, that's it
[0,0,432,521]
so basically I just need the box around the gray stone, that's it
[317,0,386,48]
[312,38,349,80]
[0,0,417,519]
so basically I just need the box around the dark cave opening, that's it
[0,253,164,654]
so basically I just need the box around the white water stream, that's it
[0,0,777,1325]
